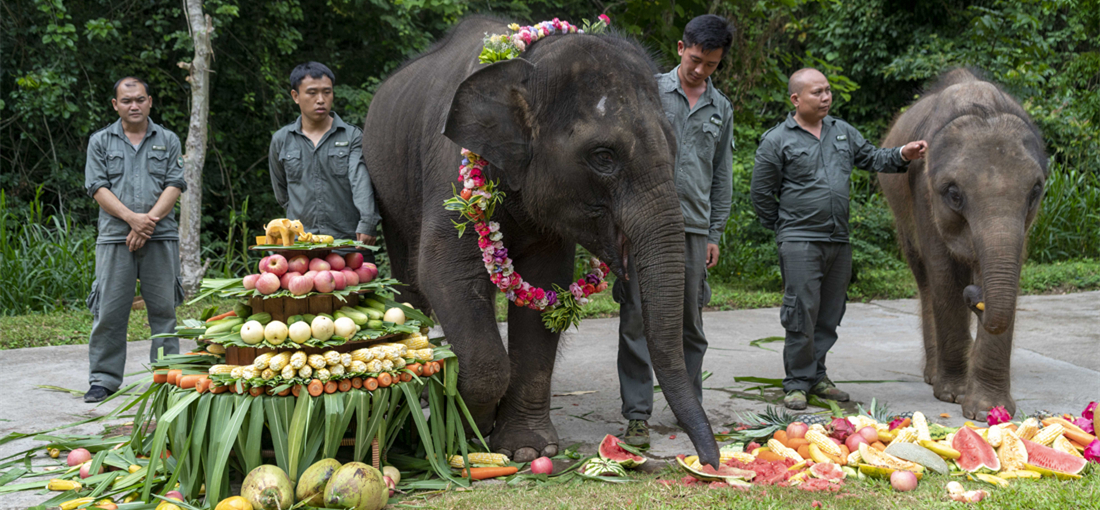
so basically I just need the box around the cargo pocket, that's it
[330,149,350,176]
[779,294,805,334]
[86,280,101,321]
[282,150,304,183]
[174,276,185,308]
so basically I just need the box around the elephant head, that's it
[922,82,1048,335]
[442,34,720,467]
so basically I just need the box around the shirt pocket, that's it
[330,148,350,177]
[105,151,126,178]
[148,152,169,181]
[783,146,815,181]
[833,141,853,175]
[696,122,720,163]
[282,149,304,183]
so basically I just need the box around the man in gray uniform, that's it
[84,76,186,403]
[751,68,927,410]
[616,15,735,446]
[269,62,379,247]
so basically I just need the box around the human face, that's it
[111,80,152,128]
[292,75,334,123]
[676,42,723,89]
[791,71,832,123]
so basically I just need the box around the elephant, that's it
[362,17,721,466]
[880,68,1048,421]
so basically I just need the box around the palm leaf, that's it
[287,390,313,483]
[204,395,252,502]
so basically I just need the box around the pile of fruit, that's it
[243,252,378,296]
[214,461,398,510]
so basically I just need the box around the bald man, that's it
[750,68,926,410]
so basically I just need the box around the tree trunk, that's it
[178,2,213,298]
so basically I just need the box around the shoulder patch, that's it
[177,155,185,168]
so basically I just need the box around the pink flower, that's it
[478,237,492,249]
[986,406,1012,426]
[1086,440,1100,464]
[1084,402,1097,421]
[1074,417,1095,435]
[598,14,611,26]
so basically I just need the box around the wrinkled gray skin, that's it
[880,69,1048,421]
[363,17,720,466]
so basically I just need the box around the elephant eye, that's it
[942,184,965,211]
[1028,183,1043,208]
[588,148,618,175]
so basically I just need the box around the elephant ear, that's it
[443,58,536,189]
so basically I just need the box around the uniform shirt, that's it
[751,113,908,243]
[84,119,186,244]
[269,113,380,240]
[657,66,735,245]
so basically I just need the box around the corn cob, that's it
[298,365,313,379]
[381,359,394,372]
[323,350,341,366]
[768,439,803,462]
[308,354,327,370]
[847,449,862,465]
[721,451,757,464]
[261,368,275,381]
[893,427,919,444]
[48,479,82,491]
[230,366,244,379]
[350,361,367,374]
[290,351,307,369]
[392,344,408,357]
[447,453,509,468]
[1017,418,1040,441]
[400,335,432,350]
[206,343,226,355]
[330,364,345,377]
[340,353,353,367]
[809,424,828,436]
[912,412,932,442]
[1033,423,1064,446]
[392,358,406,370]
[1053,435,1084,458]
[241,367,258,380]
[413,348,434,361]
[253,352,274,370]
[351,348,374,363]
[849,415,878,431]
[986,424,1004,447]
[268,352,292,372]
[805,430,841,457]
[281,365,297,380]
[317,368,331,381]
[209,364,236,376]
[366,360,384,373]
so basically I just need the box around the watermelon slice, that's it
[952,427,1000,472]
[810,462,845,481]
[1020,438,1087,475]
[599,434,646,468]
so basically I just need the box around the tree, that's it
[179,0,213,297]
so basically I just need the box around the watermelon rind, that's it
[857,464,923,480]
[951,427,1000,472]
[1023,463,1083,480]
[599,434,646,468]
[675,455,755,485]
[1020,438,1087,475]
[810,462,845,480]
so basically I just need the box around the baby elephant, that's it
[879,69,1048,421]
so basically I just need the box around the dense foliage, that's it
[2,0,1097,314]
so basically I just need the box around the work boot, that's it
[84,385,116,403]
[811,377,850,402]
[623,420,650,447]
[783,390,808,410]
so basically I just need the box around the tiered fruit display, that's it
[241,252,379,297]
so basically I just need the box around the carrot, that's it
[773,430,789,446]
[796,445,810,460]
[178,374,203,389]
[338,379,352,392]
[897,418,911,430]
[408,363,422,376]
[756,451,785,463]
[787,437,809,449]
[460,466,518,480]
[307,379,324,397]
[167,369,183,385]
[291,384,302,398]
[350,377,363,389]
[432,361,442,375]
[277,388,291,397]
[206,310,237,323]
[194,376,210,393]
[871,441,886,452]
[209,383,229,394]
[153,370,169,384]
[323,381,338,394]
[399,372,412,383]
[1043,417,1097,445]
[249,386,265,397]
[364,378,379,391]
[377,373,392,387]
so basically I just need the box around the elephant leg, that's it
[962,319,1016,420]
[926,257,973,404]
[490,242,574,462]
[906,252,938,385]
[380,219,431,314]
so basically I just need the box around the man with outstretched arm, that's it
[751,68,927,410]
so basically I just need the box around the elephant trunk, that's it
[618,185,720,469]
[974,219,1026,336]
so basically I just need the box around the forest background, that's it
[2,0,1098,321]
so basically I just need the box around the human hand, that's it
[126,230,148,252]
[127,212,159,237]
[902,140,928,161]
[357,233,377,246]
[706,243,720,269]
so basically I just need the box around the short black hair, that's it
[682,15,735,57]
[113,76,150,98]
[290,62,335,92]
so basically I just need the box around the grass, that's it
[401,463,1100,509]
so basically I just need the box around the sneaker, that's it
[84,385,115,403]
[783,390,808,410]
[811,377,850,402]
[623,419,650,447]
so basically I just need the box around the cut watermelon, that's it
[952,427,1000,472]
[810,462,844,481]
[599,434,646,468]
[1020,438,1087,475]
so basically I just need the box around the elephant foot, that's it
[933,377,967,404]
[490,412,559,462]
[961,385,1015,421]
[923,363,937,386]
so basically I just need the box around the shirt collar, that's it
[784,112,836,130]
[109,118,157,140]
[662,66,715,108]
[291,112,345,136]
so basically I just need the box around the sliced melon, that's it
[857,464,923,480]
[1023,463,1083,480]
[885,442,950,475]
[968,473,1009,488]
[598,434,646,468]
[1020,438,1087,475]
[675,455,755,485]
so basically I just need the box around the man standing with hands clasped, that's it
[84,77,186,403]
[751,68,927,410]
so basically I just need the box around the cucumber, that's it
[361,298,387,311]
[205,317,243,335]
[339,307,370,325]
[250,312,272,325]
[302,314,317,324]
[231,324,243,334]
[287,314,303,325]
[367,320,385,330]
[355,306,384,320]
[233,301,253,319]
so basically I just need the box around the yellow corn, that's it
[399,335,432,350]
[893,427,919,444]
[240,367,258,380]
[208,364,236,375]
[329,365,345,377]
[290,351,307,369]
[261,368,275,381]
[298,366,313,379]
[392,343,408,357]
[380,359,394,372]
[340,353,353,367]
[316,368,331,382]
[912,412,932,442]
[849,415,878,431]
[230,366,244,379]
[847,449,862,465]
[350,361,367,374]
[268,352,292,372]
[413,348,434,361]
[60,497,95,510]
[721,451,757,464]
[205,343,226,355]
[252,352,274,370]
[351,348,374,363]
[1033,423,1064,446]
[809,424,828,436]
[392,358,406,370]
[1053,435,1084,458]
[308,354,327,370]
[1017,418,1040,441]
[281,365,297,380]
[447,453,509,468]
[48,479,82,491]
[366,360,383,373]
[768,439,803,462]
[805,430,841,457]
[323,350,341,366]
[986,424,1004,447]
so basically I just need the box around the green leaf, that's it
[287,390,313,483]
[204,395,252,502]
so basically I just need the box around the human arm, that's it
[348,132,381,245]
[749,136,782,231]
[93,187,157,237]
[850,126,925,173]
[269,135,290,210]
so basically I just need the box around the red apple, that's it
[330,270,347,290]
[313,271,336,293]
[289,275,313,296]
[287,255,309,274]
[67,448,92,467]
[165,490,184,501]
[845,432,869,452]
[341,269,360,286]
[354,266,374,284]
[309,258,331,272]
[242,273,261,290]
[280,271,301,290]
[79,461,103,479]
[255,273,281,295]
[258,255,270,274]
[344,252,364,270]
[362,262,379,279]
[325,253,346,271]
[786,422,809,440]
[261,254,288,276]
[303,270,317,281]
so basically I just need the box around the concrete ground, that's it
[1,291,1097,507]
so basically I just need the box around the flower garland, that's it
[444,16,612,332]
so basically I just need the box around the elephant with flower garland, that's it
[363,16,721,466]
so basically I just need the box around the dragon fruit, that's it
[888,417,907,431]
[1074,417,1095,435]
[1083,402,1096,420]
[828,417,855,442]
[986,405,1012,426]
[1085,440,1100,464]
